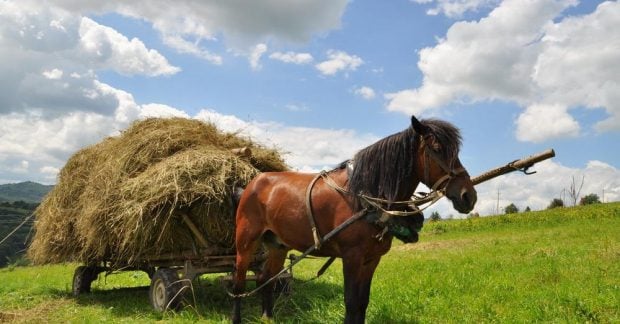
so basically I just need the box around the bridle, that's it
[420,133,466,193]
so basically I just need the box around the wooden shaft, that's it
[411,149,555,207]
[471,149,555,185]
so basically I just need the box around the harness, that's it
[228,133,465,299]
[305,133,466,248]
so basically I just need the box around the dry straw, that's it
[28,118,288,267]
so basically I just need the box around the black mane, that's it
[346,119,462,211]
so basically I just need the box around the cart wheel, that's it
[72,266,97,296]
[149,268,184,312]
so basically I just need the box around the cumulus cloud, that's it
[139,104,190,119]
[79,17,181,76]
[412,0,500,17]
[354,86,376,100]
[44,0,348,60]
[316,50,364,76]
[515,104,580,142]
[269,51,314,64]
[387,0,620,142]
[0,86,201,184]
[427,159,620,217]
[195,109,379,169]
[0,3,179,117]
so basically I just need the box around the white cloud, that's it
[0,85,207,184]
[412,0,500,17]
[269,51,314,64]
[43,0,348,61]
[427,159,620,217]
[195,109,379,169]
[515,104,580,142]
[161,34,223,65]
[0,3,179,117]
[316,50,363,76]
[40,166,60,180]
[249,43,268,71]
[388,0,620,142]
[79,17,180,76]
[42,68,64,80]
[354,86,376,100]
[139,103,190,119]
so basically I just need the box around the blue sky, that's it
[0,0,618,215]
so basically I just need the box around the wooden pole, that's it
[412,149,555,207]
[471,149,555,185]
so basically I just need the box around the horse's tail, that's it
[232,186,244,214]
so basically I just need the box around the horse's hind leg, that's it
[258,247,288,319]
[232,219,263,324]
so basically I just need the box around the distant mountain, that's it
[0,181,54,203]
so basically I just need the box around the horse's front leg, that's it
[357,256,382,323]
[342,252,364,324]
[258,247,288,319]
[342,252,382,324]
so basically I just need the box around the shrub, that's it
[579,193,601,205]
[547,198,564,209]
[504,203,519,214]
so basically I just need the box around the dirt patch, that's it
[2,299,72,323]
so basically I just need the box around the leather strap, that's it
[305,171,325,249]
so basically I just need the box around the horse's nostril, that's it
[461,189,477,207]
[461,189,477,209]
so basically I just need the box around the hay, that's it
[28,118,288,266]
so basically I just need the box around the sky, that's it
[0,0,619,217]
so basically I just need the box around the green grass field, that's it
[1,202,618,323]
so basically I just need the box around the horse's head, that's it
[411,116,477,214]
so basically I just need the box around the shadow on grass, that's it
[74,286,153,316]
[73,277,343,321]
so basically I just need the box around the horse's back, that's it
[237,171,313,219]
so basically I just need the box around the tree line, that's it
[428,192,602,221]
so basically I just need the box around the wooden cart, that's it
[71,213,290,312]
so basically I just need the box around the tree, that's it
[567,175,585,206]
[504,203,519,214]
[547,198,564,209]
[579,193,601,205]
[429,211,441,222]
[524,206,531,212]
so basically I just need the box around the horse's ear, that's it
[411,115,428,135]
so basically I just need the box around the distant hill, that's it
[0,181,54,203]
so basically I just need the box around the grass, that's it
[1,202,619,323]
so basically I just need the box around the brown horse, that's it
[231,116,477,323]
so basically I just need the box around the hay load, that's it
[28,118,288,266]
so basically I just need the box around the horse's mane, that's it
[345,119,462,211]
